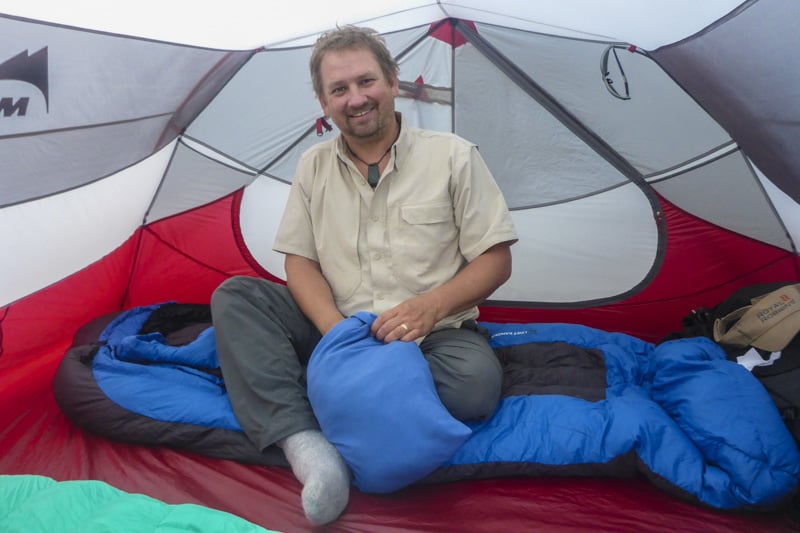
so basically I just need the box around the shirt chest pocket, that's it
[400,204,453,226]
[392,203,460,291]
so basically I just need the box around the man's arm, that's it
[285,253,345,335]
[371,241,512,342]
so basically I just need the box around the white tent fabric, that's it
[1,1,746,49]
[1,0,798,318]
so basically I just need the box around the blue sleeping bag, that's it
[55,303,800,510]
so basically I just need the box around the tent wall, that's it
[653,0,800,203]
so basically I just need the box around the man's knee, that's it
[439,356,502,421]
[212,276,247,308]
[422,330,503,421]
[211,276,287,311]
[213,275,262,302]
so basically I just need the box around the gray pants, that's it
[211,276,503,452]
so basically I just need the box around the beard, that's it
[340,104,393,140]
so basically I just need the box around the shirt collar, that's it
[393,112,409,172]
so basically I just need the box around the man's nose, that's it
[348,87,368,107]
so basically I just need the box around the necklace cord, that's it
[343,117,401,188]
[344,140,394,189]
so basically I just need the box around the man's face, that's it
[317,47,399,142]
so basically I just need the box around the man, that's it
[211,26,517,525]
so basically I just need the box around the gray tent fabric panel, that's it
[0,15,249,204]
[652,0,800,203]
[0,16,247,136]
[185,46,320,175]
[257,132,334,184]
[453,39,630,208]
[1,116,171,207]
[651,150,792,251]
[473,23,731,179]
[382,25,432,61]
[146,141,256,223]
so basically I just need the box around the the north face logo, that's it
[0,47,49,116]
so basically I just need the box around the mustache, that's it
[347,105,374,116]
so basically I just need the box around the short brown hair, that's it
[310,25,399,98]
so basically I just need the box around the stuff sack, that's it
[306,312,471,493]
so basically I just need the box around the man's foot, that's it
[279,429,351,525]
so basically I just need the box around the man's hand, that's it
[371,292,442,343]
[371,242,513,344]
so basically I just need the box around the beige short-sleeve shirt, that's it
[274,117,517,331]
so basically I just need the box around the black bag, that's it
[664,282,800,445]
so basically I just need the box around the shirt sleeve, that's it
[272,154,319,262]
[451,144,518,262]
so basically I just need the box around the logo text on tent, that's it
[0,48,49,116]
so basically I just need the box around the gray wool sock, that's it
[279,429,351,525]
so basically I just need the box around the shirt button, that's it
[376,294,384,300]
[374,253,382,260]
[371,216,379,222]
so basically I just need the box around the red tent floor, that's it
[1,391,797,532]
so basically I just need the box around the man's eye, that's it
[360,78,375,86]
[331,87,345,95]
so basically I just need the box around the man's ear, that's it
[390,74,399,97]
[318,95,329,116]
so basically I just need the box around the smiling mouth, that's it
[350,109,371,118]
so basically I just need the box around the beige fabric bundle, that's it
[714,283,800,351]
